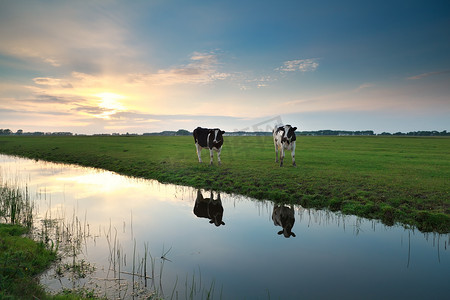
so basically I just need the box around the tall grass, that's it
[0,180,34,228]
[101,214,221,299]
[0,173,58,299]
[36,200,221,299]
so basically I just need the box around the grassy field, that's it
[0,135,449,233]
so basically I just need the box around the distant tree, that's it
[16,129,23,135]
[0,129,12,135]
[176,129,191,136]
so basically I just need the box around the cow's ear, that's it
[293,127,297,131]
[221,130,225,134]
[291,232,296,237]
[277,230,283,235]
[221,221,225,226]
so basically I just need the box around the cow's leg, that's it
[196,144,203,163]
[274,140,279,162]
[217,147,222,165]
[291,150,296,167]
[291,143,296,167]
[280,148,285,167]
[209,148,214,165]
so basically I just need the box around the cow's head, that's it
[282,125,297,144]
[209,129,225,144]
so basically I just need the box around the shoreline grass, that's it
[0,169,107,299]
[0,135,449,233]
[0,222,104,299]
[0,223,56,299]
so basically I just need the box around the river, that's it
[0,154,448,299]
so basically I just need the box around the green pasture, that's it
[0,135,449,232]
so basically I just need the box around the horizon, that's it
[1,1,449,134]
[1,126,447,136]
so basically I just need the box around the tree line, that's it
[1,128,449,136]
[378,130,449,136]
[0,129,73,136]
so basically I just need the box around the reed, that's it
[0,180,34,228]
[0,175,58,299]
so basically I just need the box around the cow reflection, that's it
[193,190,225,226]
[272,205,296,238]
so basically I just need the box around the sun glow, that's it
[95,92,126,119]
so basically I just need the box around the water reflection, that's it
[1,154,449,300]
[272,204,296,238]
[193,190,225,226]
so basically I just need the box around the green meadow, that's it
[0,135,449,232]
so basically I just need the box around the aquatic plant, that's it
[0,180,34,228]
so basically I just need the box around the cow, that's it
[193,127,225,165]
[193,190,225,227]
[272,205,296,238]
[273,125,297,167]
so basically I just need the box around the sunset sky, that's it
[1,0,449,134]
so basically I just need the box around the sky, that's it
[0,0,449,134]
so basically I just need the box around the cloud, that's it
[190,52,219,66]
[0,1,135,71]
[234,73,276,90]
[280,81,450,116]
[33,94,77,104]
[33,77,73,88]
[354,83,374,92]
[129,51,231,86]
[276,58,319,72]
[407,70,450,80]
[72,105,112,116]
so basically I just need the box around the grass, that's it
[0,174,104,299]
[0,223,57,299]
[0,135,449,233]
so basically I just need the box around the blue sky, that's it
[0,0,449,134]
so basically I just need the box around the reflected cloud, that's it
[272,204,296,238]
[193,190,225,227]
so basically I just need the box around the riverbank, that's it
[0,223,108,299]
[0,224,55,299]
[0,135,449,233]
[0,174,103,299]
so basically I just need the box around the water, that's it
[0,154,448,299]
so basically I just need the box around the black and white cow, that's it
[272,205,296,238]
[193,127,225,165]
[273,125,297,167]
[193,190,225,227]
